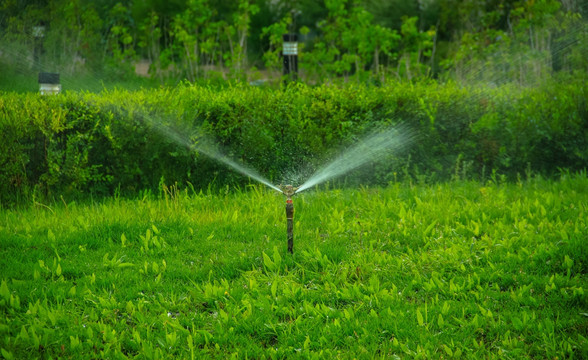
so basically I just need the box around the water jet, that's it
[130,108,413,255]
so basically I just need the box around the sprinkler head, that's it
[279,184,299,199]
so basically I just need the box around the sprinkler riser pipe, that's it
[279,184,299,254]
[286,199,294,253]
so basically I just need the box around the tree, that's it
[104,2,137,79]
[260,12,293,74]
[397,16,436,80]
[225,0,260,77]
[171,0,213,81]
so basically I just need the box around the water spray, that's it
[128,110,412,255]
[279,184,299,254]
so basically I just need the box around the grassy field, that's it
[0,175,587,359]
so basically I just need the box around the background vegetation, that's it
[1,0,587,87]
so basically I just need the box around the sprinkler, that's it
[279,185,299,253]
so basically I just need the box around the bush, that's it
[0,78,586,206]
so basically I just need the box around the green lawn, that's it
[1,175,587,359]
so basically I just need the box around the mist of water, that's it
[194,144,282,192]
[296,124,415,193]
[121,102,413,195]
[149,116,414,195]
[133,108,282,193]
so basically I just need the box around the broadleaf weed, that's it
[0,176,587,358]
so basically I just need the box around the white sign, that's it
[283,42,298,56]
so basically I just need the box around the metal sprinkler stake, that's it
[279,185,299,254]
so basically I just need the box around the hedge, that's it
[1,79,586,206]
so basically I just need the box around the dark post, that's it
[286,199,294,253]
[38,72,61,95]
[282,34,298,81]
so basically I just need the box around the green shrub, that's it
[0,78,586,206]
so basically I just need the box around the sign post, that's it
[282,34,298,81]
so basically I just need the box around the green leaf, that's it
[416,308,424,326]
[1,348,14,360]
[424,220,437,237]
[31,327,40,347]
[70,335,81,349]
[118,262,135,268]
[303,335,311,350]
[442,301,450,315]
[47,229,56,243]
[270,280,278,298]
[486,309,493,319]
[564,255,574,269]
[219,309,228,323]
[0,280,9,301]
[272,246,282,268]
[18,326,29,340]
[437,314,444,328]
[262,252,275,271]
[512,317,523,330]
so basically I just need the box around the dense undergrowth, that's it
[0,175,586,358]
[1,77,587,207]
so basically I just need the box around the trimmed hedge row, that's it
[1,79,587,206]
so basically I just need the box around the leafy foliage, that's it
[0,176,586,358]
[1,77,587,206]
[0,0,585,84]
